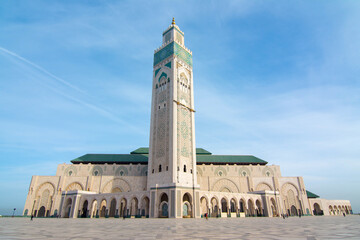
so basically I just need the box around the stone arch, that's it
[64,166,77,177]
[159,192,169,218]
[64,198,73,218]
[256,199,263,216]
[35,182,55,197]
[182,192,192,218]
[255,182,273,191]
[200,196,208,216]
[140,196,150,216]
[130,197,139,216]
[109,198,117,217]
[210,196,219,217]
[81,200,89,218]
[262,166,274,177]
[281,182,299,196]
[119,198,127,217]
[91,199,98,218]
[91,166,103,176]
[221,197,228,213]
[214,166,227,177]
[102,178,131,193]
[212,178,240,193]
[115,166,128,176]
[313,203,322,215]
[65,182,83,191]
[239,198,246,213]
[248,199,255,216]
[238,167,251,177]
[270,198,277,217]
[230,198,237,213]
[99,199,107,218]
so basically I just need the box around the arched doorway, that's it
[256,199,262,216]
[210,197,219,217]
[141,197,150,217]
[239,199,246,213]
[109,198,116,217]
[81,200,88,218]
[99,199,107,218]
[159,193,168,218]
[221,198,228,213]
[91,200,98,218]
[270,198,277,217]
[182,193,192,218]
[200,197,208,217]
[120,198,127,217]
[290,205,298,216]
[329,205,333,215]
[248,199,255,216]
[313,203,322,216]
[38,206,46,217]
[130,197,138,216]
[64,198,72,218]
[230,198,236,213]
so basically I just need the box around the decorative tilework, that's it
[158,72,168,83]
[154,42,192,67]
[155,68,161,77]
[165,61,172,69]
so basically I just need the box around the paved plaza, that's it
[0,216,359,240]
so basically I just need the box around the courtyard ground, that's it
[0,216,359,239]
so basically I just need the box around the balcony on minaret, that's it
[162,18,184,46]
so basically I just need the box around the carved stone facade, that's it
[23,19,352,219]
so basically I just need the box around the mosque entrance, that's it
[161,203,168,217]
[37,206,46,217]
[313,203,323,215]
[183,204,188,217]
[290,205,298,216]
[159,193,169,218]
[81,200,88,218]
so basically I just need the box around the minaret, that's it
[148,19,199,218]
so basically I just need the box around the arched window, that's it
[184,165,187,172]
[159,165,162,172]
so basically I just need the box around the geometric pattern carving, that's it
[35,182,55,197]
[212,178,240,193]
[255,182,273,191]
[238,167,251,177]
[214,166,227,177]
[65,182,83,191]
[102,178,131,193]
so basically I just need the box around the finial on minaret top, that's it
[172,17,175,25]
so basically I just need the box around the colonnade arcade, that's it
[62,192,150,218]
[199,193,278,218]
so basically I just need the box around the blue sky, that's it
[0,0,359,215]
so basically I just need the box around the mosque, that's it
[23,19,352,218]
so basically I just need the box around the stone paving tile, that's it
[0,216,359,240]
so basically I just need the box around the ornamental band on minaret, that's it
[22,19,352,219]
[148,18,199,218]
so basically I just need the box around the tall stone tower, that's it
[148,19,199,218]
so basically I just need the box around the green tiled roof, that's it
[71,148,267,165]
[196,148,212,155]
[197,155,267,165]
[130,148,149,154]
[71,154,148,164]
[306,190,320,198]
[130,147,212,155]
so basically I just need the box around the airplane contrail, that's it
[0,46,84,93]
[0,46,143,133]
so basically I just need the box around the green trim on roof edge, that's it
[306,190,320,198]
